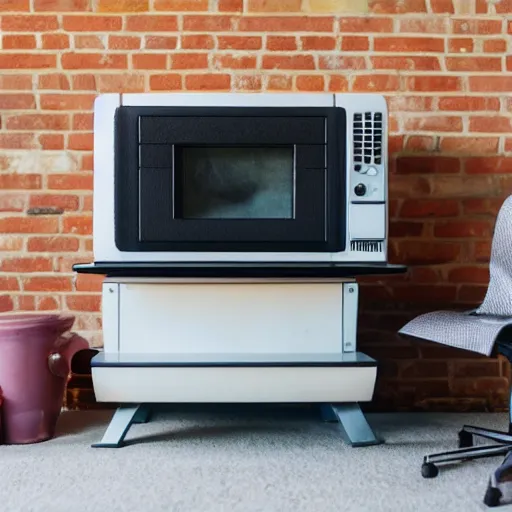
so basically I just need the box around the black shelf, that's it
[73,262,407,279]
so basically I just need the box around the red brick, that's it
[438,96,500,111]
[339,16,393,32]
[484,39,507,53]
[213,55,256,69]
[453,19,502,34]
[73,113,93,130]
[81,154,94,171]
[506,139,512,152]
[301,36,335,51]
[352,74,400,92]
[434,220,491,238]
[296,75,325,91]
[126,15,178,31]
[430,175,496,197]
[6,114,69,131]
[399,17,448,33]
[18,296,35,310]
[465,157,512,174]
[0,0,29,10]
[405,75,461,92]
[393,241,460,264]
[48,173,93,190]
[446,57,502,72]
[495,0,512,12]
[469,116,512,133]
[173,53,208,69]
[0,54,56,69]
[405,136,436,151]
[1,257,53,273]
[34,0,90,10]
[341,36,369,51]
[76,35,106,50]
[0,75,33,90]
[375,37,444,52]
[370,0,427,12]
[30,194,79,211]
[449,37,473,52]
[405,116,462,132]
[448,266,490,284]
[0,297,14,313]
[183,15,234,31]
[37,296,60,311]
[429,0,454,13]
[0,93,35,109]
[62,215,92,235]
[42,34,70,49]
[61,53,127,70]
[371,56,440,71]
[263,54,315,70]
[458,285,488,304]
[317,56,362,72]
[39,134,64,150]
[218,0,243,10]
[0,134,35,149]
[0,192,26,212]
[181,34,213,49]
[66,295,101,312]
[2,35,36,49]
[389,221,424,237]
[67,133,92,151]
[185,74,231,90]
[233,75,262,91]
[217,36,261,50]
[97,0,148,10]
[400,199,459,218]
[109,35,141,50]
[144,36,176,49]
[28,236,79,252]
[150,74,182,90]
[72,75,97,91]
[63,15,121,31]
[440,137,499,154]
[389,175,431,197]
[76,274,104,292]
[0,217,58,234]
[395,156,460,174]
[154,0,207,9]
[0,277,20,291]
[94,74,145,93]
[266,75,292,91]
[267,36,297,51]
[39,74,71,90]
[133,54,167,69]
[247,0,301,10]
[1,15,58,31]
[463,197,507,215]
[239,16,334,32]
[23,277,72,292]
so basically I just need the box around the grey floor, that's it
[1,406,512,512]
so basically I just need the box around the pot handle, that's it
[48,332,90,379]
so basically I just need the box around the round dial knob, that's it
[354,183,366,196]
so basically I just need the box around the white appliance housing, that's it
[93,92,388,264]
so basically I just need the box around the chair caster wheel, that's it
[458,430,473,448]
[421,462,439,478]
[483,484,502,507]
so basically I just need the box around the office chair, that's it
[398,195,512,507]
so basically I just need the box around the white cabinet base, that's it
[91,277,382,448]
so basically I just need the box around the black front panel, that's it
[114,106,346,252]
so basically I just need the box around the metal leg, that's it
[91,404,145,448]
[462,425,512,444]
[319,404,338,422]
[330,403,383,447]
[425,443,512,465]
[132,404,152,424]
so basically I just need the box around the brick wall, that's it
[1,0,511,412]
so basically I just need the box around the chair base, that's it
[422,424,512,507]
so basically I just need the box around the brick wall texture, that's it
[1,0,512,412]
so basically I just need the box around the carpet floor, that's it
[1,406,512,512]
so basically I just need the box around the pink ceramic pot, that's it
[0,313,89,444]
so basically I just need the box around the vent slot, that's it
[350,240,383,252]
[352,112,383,172]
